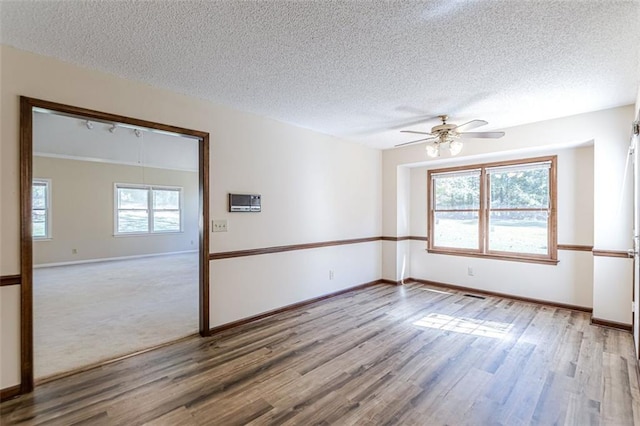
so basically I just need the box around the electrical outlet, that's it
[329,270,334,280]
[212,219,228,232]
[467,267,474,276]
[72,248,78,254]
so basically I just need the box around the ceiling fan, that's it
[395,115,505,157]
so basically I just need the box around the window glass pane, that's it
[33,183,46,209]
[118,187,148,209]
[489,168,548,209]
[33,210,46,237]
[488,211,548,254]
[434,174,480,210]
[153,189,180,210]
[433,212,479,249]
[118,210,149,233]
[153,211,180,232]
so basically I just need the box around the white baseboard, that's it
[34,250,198,268]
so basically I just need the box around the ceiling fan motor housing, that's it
[431,123,458,134]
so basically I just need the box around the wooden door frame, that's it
[19,96,210,394]
[633,112,640,360]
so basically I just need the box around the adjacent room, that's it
[1,1,639,425]
[31,111,200,379]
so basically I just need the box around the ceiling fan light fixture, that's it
[396,114,505,154]
[426,143,440,158]
[449,139,463,156]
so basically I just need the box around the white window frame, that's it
[114,183,184,236]
[32,178,52,240]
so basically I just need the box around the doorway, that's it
[19,97,210,392]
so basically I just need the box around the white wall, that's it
[383,106,635,324]
[0,45,382,389]
[33,156,199,265]
[212,243,380,325]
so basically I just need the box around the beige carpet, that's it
[33,252,199,379]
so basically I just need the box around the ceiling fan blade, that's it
[459,131,505,139]
[349,115,442,136]
[395,137,437,147]
[454,120,488,132]
[400,130,433,136]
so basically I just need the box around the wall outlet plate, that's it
[212,219,228,232]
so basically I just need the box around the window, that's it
[32,179,51,239]
[428,156,557,264]
[115,184,182,235]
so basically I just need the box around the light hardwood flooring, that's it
[2,282,639,425]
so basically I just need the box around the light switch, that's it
[212,219,228,232]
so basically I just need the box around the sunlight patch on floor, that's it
[419,288,453,295]
[412,313,513,339]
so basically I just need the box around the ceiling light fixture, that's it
[425,134,464,158]
[396,115,505,157]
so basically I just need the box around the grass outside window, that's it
[427,156,557,264]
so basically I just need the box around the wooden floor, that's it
[2,283,640,425]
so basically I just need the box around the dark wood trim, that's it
[20,96,34,394]
[210,237,381,260]
[0,384,21,401]
[380,279,403,286]
[209,280,382,335]
[407,278,592,313]
[592,249,633,258]
[199,134,210,336]
[591,317,633,332]
[426,155,558,264]
[0,274,21,286]
[425,249,560,265]
[19,96,211,396]
[558,244,593,252]
[549,155,558,261]
[409,236,428,241]
[22,98,208,139]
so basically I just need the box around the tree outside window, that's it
[428,156,557,264]
[32,179,51,239]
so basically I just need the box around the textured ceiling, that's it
[1,1,639,149]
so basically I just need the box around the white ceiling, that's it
[33,111,199,172]
[1,1,639,150]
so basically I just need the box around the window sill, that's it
[113,231,184,237]
[425,249,559,265]
[33,238,52,242]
